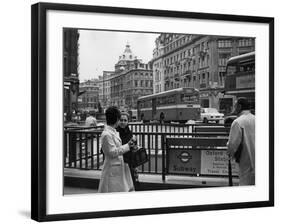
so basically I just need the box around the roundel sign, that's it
[177,151,192,163]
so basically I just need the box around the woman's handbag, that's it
[131,148,149,168]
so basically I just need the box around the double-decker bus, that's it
[225,51,255,108]
[137,87,201,123]
[223,51,255,124]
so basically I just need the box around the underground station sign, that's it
[168,149,239,176]
[168,149,201,175]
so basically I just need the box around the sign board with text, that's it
[167,149,239,176]
[200,150,239,176]
[168,149,201,175]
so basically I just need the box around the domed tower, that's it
[115,42,138,72]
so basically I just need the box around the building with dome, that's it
[108,43,153,110]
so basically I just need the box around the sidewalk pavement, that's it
[64,168,239,195]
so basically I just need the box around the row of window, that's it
[111,72,153,84]
[125,63,152,70]
[80,87,99,91]
[166,41,209,62]
[218,38,254,48]
[122,80,153,88]
[163,47,209,67]
[101,88,110,94]
[218,40,232,48]
[133,72,153,78]
[165,71,211,83]
[218,58,228,66]
[81,97,98,103]
[163,35,194,53]
[238,39,254,47]
[164,61,198,76]
[134,80,153,88]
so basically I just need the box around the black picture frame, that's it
[31,2,274,222]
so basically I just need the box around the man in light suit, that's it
[227,97,255,186]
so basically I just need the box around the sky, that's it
[78,29,160,81]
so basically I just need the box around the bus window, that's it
[227,65,237,75]
[168,95,175,104]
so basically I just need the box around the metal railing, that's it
[64,124,231,180]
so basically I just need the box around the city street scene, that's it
[63,28,255,194]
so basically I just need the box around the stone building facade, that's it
[63,28,80,121]
[78,79,99,112]
[98,71,114,111]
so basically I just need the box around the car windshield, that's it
[206,108,219,113]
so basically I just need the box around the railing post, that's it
[97,133,100,170]
[84,133,89,169]
[79,133,83,169]
[90,133,94,169]
[161,134,166,182]
[228,158,233,186]
[155,134,158,174]
[141,133,145,173]
[64,131,67,167]
[69,131,77,168]
[148,133,151,172]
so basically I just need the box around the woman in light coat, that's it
[98,106,135,193]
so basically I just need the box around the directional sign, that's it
[201,150,239,176]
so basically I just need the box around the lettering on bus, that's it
[182,95,198,103]
[236,74,255,89]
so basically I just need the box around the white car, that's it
[200,108,224,123]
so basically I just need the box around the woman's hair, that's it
[120,111,130,120]
[105,106,121,125]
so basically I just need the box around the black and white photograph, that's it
[1,0,280,223]
[63,29,256,194]
[30,2,274,222]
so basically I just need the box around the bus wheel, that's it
[160,113,165,124]
[203,118,208,123]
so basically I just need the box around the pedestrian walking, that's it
[85,111,97,127]
[227,97,255,186]
[98,106,136,193]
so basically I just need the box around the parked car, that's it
[224,108,255,127]
[200,108,224,123]
[223,115,237,127]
